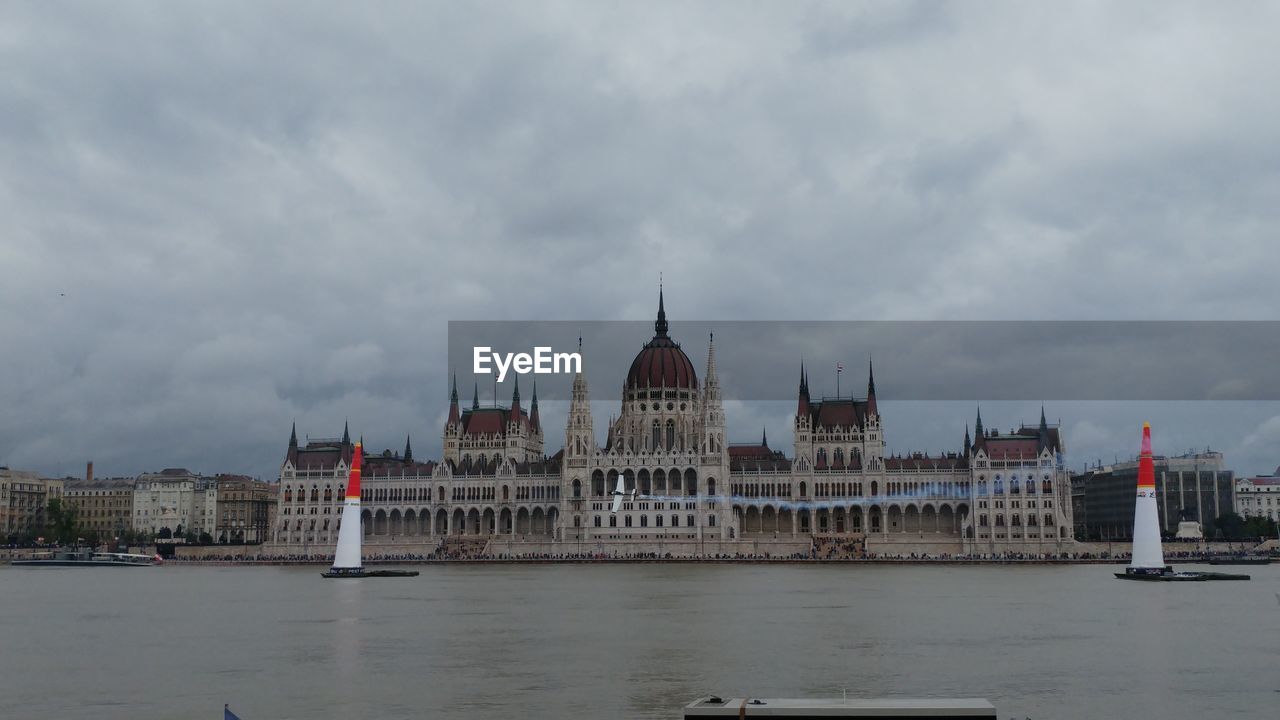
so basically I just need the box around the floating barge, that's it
[684,697,996,719]
[11,550,157,567]
[321,568,419,578]
[1115,567,1250,582]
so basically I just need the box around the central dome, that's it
[625,289,697,390]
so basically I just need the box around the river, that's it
[1,562,1276,719]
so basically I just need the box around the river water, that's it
[1,563,1276,719]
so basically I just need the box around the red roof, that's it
[461,406,529,435]
[626,334,697,390]
[809,398,868,429]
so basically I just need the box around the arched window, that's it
[593,515,601,527]
[572,479,582,498]
[310,486,319,502]
[652,421,661,450]
[323,486,332,502]
[708,514,716,527]
[666,419,675,451]
[800,481,808,497]
[609,515,617,527]
[708,479,717,496]
[671,514,679,527]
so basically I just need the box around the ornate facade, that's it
[272,292,1074,554]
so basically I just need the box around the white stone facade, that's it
[269,297,1074,554]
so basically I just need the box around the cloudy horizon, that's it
[3,2,1279,481]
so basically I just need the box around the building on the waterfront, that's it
[214,474,277,543]
[63,478,136,540]
[270,292,1075,554]
[1071,450,1234,541]
[132,469,218,538]
[1235,467,1280,522]
[0,469,63,538]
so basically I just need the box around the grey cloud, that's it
[1,1,1279,479]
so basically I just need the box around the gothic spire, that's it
[342,420,350,445]
[404,435,413,463]
[447,374,461,425]
[974,405,984,438]
[289,421,297,449]
[762,426,768,448]
[655,282,668,336]
[472,382,480,410]
[530,380,540,431]
[963,423,971,457]
[866,356,878,416]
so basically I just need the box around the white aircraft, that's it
[610,475,639,513]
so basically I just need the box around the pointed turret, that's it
[511,375,522,419]
[566,344,594,459]
[472,382,480,411]
[797,361,811,417]
[866,357,878,416]
[404,435,413,463]
[761,427,768,448]
[654,283,669,337]
[530,381,541,431]
[342,420,350,446]
[1038,405,1050,452]
[974,406,984,440]
[963,424,971,457]
[287,421,299,465]
[447,374,460,426]
[701,332,725,454]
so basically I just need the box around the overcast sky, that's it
[2,2,1279,481]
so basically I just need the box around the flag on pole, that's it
[225,704,243,720]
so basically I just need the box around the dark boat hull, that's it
[11,560,153,567]
[321,569,419,578]
[1115,570,1250,581]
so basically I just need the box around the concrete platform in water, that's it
[684,697,996,719]
[1114,567,1249,582]
[320,568,419,578]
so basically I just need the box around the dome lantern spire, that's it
[655,281,668,336]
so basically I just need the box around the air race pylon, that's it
[1129,423,1166,571]
[331,441,364,572]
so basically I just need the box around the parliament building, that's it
[270,293,1075,556]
